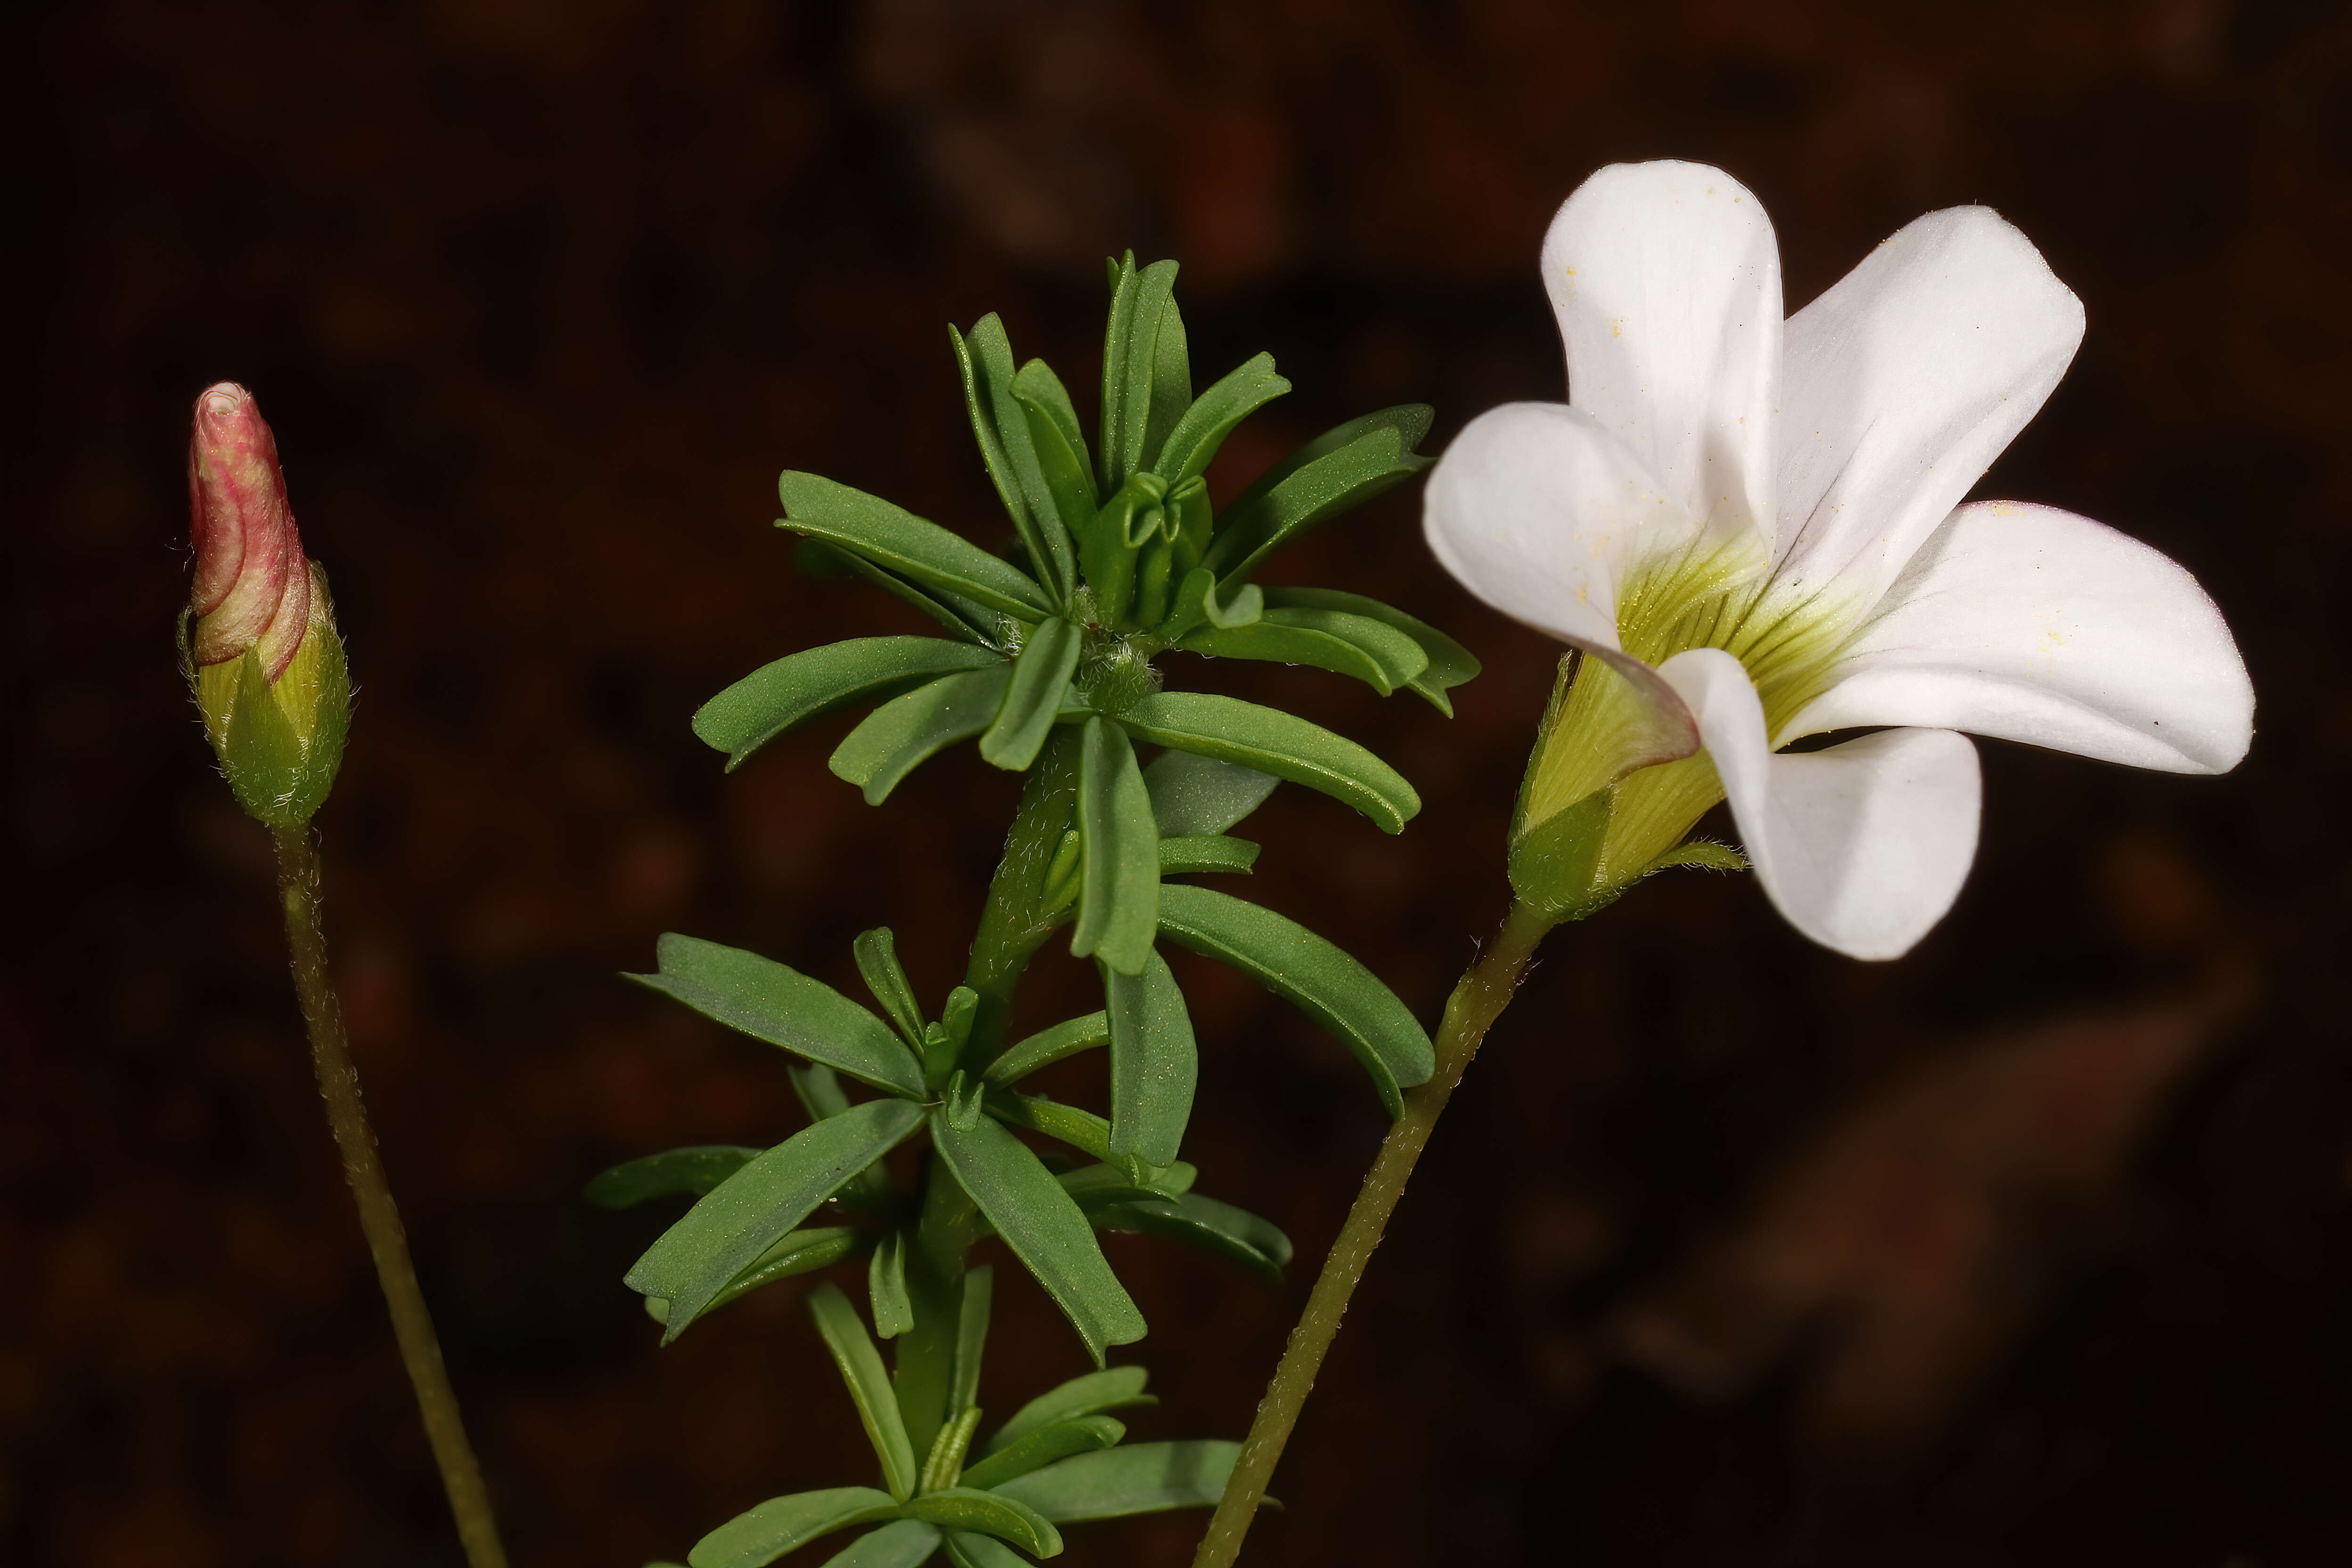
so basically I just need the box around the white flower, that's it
[1425,161,2253,959]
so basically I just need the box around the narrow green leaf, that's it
[635,935,925,1098]
[957,1415,1125,1492]
[1069,717,1159,975]
[993,1441,1241,1523]
[1156,835,1259,877]
[586,1146,759,1209]
[983,1090,1119,1167]
[791,1063,855,1120]
[1141,750,1279,837]
[930,1112,1145,1363]
[982,1012,1109,1087]
[687,1487,900,1568]
[920,1406,986,1496]
[1180,612,1412,695]
[816,1520,940,1568]
[939,1533,1026,1568]
[868,1229,914,1339]
[952,318,1077,603]
[1261,587,1479,714]
[1143,296,1192,473]
[1102,949,1194,1168]
[1058,1160,1195,1205]
[1098,257,1179,492]
[808,1282,923,1500]
[978,1366,1153,1459]
[978,617,1082,771]
[1012,363,1100,543]
[1086,1191,1292,1283]
[1116,692,1420,834]
[1155,883,1435,1116]
[1151,566,1264,643]
[779,473,1053,619]
[851,928,927,1050]
[664,1225,866,1324]
[1206,404,1433,571]
[627,1101,927,1339]
[694,638,1004,772]
[949,1265,994,1415]
[898,1492,1060,1560]
[800,539,1000,646]
[1152,352,1289,486]
[830,665,1015,806]
[1204,419,1435,586]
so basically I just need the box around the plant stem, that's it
[1190,900,1553,1568]
[273,827,509,1568]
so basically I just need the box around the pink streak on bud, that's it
[188,383,310,678]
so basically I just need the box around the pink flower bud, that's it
[188,382,311,679]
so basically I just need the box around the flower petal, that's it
[1426,400,1702,765]
[1542,161,1782,547]
[1660,647,1982,960]
[1773,206,2084,608]
[1784,502,2252,773]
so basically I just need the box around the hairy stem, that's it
[273,828,509,1568]
[1191,900,1553,1568]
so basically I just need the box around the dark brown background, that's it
[10,1,2352,1564]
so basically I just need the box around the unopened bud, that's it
[180,383,351,829]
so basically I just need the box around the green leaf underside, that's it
[939,1533,1026,1568]
[1152,352,1289,486]
[1156,834,1259,877]
[1059,1161,1193,1206]
[984,1090,1116,1166]
[816,1519,940,1568]
[929,1112,1145,1362]
[954,317,1078,602]
[949,1266,994,1416]
[779,473,1052,620]
[1207,421,1434,587]
[1070,718,1159,975]
[1182,609,1426,696]
[1100,257,1180,491]
[983,1012,1110,1086]
[1012,365,1099,543]
[869,1229,915,1339]
[831,666,1016,806]
[994,1441,1244,1523]
[587,1145,759,1209]
[898,1490,1060,1559]
[1140,751,1279,837]
[801,541,1000,646]
[1154,883,1434,1117]
[1145,296,1191,476]
[678,1226,866,1322]
[636,935,925,1098]
[1261,588,1479,712]
[628,1100,927,1338]
[1102,949,1195,1168]
[1116,692,1418,834]
[980,1365,1153,1459]
[980,617,1082,771]
[695,638,1005,771]
[1088,1192,1291,1283]
[808,1282,923,1499]
[850,929,927,1052]
[687,1486,899,1568]
[956,1414,1125,1493]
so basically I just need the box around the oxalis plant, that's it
[183,159,2255,1568]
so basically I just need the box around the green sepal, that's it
[993,1441,1243,1523]
[929,1110,1145,1363]
[1098,255,1180,492]
[200,629,351,831]
[779,473,1053,620]
[632,934,926,1098]
[1506,787,1616,922]
[815,1520,941,1568]
[626,1100,927,1340]
[586,1145,759,1209]
[1643,839,1748,874]
[1085,1190,1292,1284]
[952,317,1078,602]
[1141,750,1279,837]
[956,1414,1125,1493]
[978,1366,1154,1459]
[1156,835,1259,877]
[830,665,1015,805]
[686,1486,901,1568]
[694,638,1004,771]
[896,1491,1061,1560]
[1152,352,1288,487]
[868,1228,915,1340]
[1101,948,1195,1168]
[979,617,1082,771]
[1116,692,1419,834]
[1155,883,1435,1116]
[807,1282,924,1500]
[1260,587,1479,715]
[1205,407,1435,585]
[1069,717,1159,975]
[982,1013,1110,1087]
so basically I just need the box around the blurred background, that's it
[9,0,2352,1563]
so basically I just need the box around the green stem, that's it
[1190,900,1553,1568]
[273,828,510,1568]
